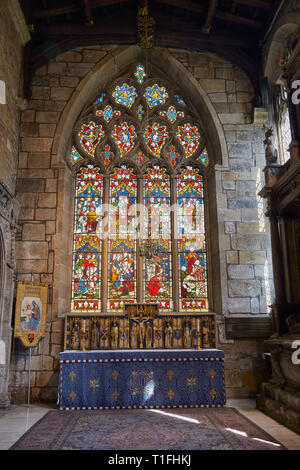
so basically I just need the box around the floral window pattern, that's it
[70,64,210,313]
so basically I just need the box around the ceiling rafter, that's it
[202,0,218,34]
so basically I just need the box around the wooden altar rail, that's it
[64,313,216,351]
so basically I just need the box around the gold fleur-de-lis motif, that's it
[113,391,120,401]
[187,377,196,392]
[210,389,217,400]
[168,389,174,400]
[209,370,216,379]
[69,391,76,402]
[89,379,99,394]
[112,370,119,381]
[69,371,76,382]
[167,370,174,380]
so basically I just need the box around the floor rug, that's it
[10,407,285,450]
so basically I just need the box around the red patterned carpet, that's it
[10,407,284,450]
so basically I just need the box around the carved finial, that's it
[137,0,155,49]
[263,125,278,164]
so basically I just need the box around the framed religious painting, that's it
[14,281,48,347]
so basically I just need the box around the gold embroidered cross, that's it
[113,391,119,401]
[210,389,217,400]
[168,389,174,400]
[209,370,216,379]
[167,370,174,380]
[187,377,196,392]
[69,371,76,382]
[69,391,76,402]
[89,379,99,394]
[112,370,119,381]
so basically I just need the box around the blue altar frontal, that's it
[59,349,225,410]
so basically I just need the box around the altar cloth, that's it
[59,349,225,410]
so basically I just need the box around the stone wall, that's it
[10,45,274,401]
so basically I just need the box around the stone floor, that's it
[0,399,299,450]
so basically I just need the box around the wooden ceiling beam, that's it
[215,10,263,28]
[202,0,218,34]
[153,0,205,14]
[231,0,271,8]
[81,0,93,25]
[32,0,128,19]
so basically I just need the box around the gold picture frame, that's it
[14,282,48,348]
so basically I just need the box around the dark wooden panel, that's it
[225,316,273,339]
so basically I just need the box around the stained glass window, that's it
[108,167,137,311]
[144,167,172,311]
[177,167,208,311]
[71,64,210,315]
[72,166,103,311]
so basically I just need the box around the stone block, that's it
[237,92,250,103]
[35,208,57,220]
[82,49,107,63]
[18,208,34,220]
[35,371,54,387]
[50,86,73,101]
[225,369,243,387]
[60,50,82,62]
[227,198,257,210]
[239,251,267,264]
[228,279,261,297]
[31,86,50,100]
[241,209,261,223]
[193,66,214,79]
[66,63,93,77]
[21,137,52,152]
[224,222,236,234]
[219,113,245,124]
[35,111,60,123]
[45,220,56,234]
[16,258,47,273]
[228,264,254,279]
[16,241,49,260]
[16,178,45,193]
[28,153,51,168]
[227,298,250,313]
[208,92,227,103]
[47,62,68,75]
[59,76,80,87]
[21,110,35,122]
[20,122,39,137]
[39,123,56,137]
[226,81,236,93]
[231,234,261,250]
[45,178,57,192]
[222,180,236,190]
[226,250,238,264]
[236,222,261,234]
[199,79,226,92]
[38,193,57,208]
[18,152,28,169]
[18,169,54,179]
[227,142,252,157]
[215,68,233,79]
[22,223,45,241]
[250,297,260,313]
[189,52,209,67]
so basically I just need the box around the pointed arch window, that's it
[70,64,210,314]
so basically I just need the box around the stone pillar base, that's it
[257,382,300,434]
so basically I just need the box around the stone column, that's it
[269,211,285,305]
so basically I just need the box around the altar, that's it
[59,349,225,410]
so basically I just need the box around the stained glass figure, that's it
[72,166,103,311]
[134,65,146,84]
[112,83,137,108]
[100,144,113,165]
[96,105,121,122]
[133,151,147,165]
[143,167,172,311]
[112,122,137,156]
[144,84,168,108]
[108,167,137,311]
[176,123,200,158]
[199,147,209,167]
[71,146,84,165]
[144,122,168,157]
[177,167,208,312]
[174,94,186,107]
[167,145,180,166]
[94,92,106,105]
[136,104,144,121]
[79,121,104,157]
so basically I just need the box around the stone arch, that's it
[264,12,300,84]
[51,45,227,316]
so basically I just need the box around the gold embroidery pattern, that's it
[187,377,196,392]
[210,389,217,400]
[209,370,216,379]
[69,391,76,402]
[167,370,174,380]
[69,371,76,382]
[113,391,120,401]
[128,371,154,396]
[168,389,174,400]
[112,370,119,381]
[89,379,99,394]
